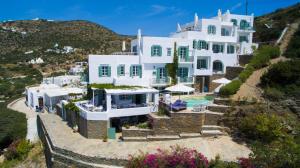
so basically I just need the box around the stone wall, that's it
[122,127,153,137]
[56,104,62,118]
[213,98,232,106]
[78,116,108,139]
[204,112,223,125]
[65,109,77,128]
[225,66,244,80]
[239,54,253,66]
[150,112,205,134]
[207,105,231,113]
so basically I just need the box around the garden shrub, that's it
[4,139,33,160]
[137,122,149,129]
[263,87,284,101]
[239,113,285,143]
[127,146,209,168]
[219,80,242,97]
[239,65,254,83]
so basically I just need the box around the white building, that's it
[42,75,81,87]
[26,84,84,112]
[75,10,257,132]
[88,10,257,91]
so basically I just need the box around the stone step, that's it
[201,130,225,137]
[179,133,201,138]
[202,125,222,131]
[207,104,230,113]
[123,137,147,142]
[147,135,180,141]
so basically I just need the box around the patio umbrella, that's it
[212,77,231,84]
[165,84,195,100]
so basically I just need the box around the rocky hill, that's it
[0,19,132,64]
[254,3,300,42]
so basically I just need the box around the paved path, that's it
[40,113,251,162]
[7,97,39,142]
[233,22,299,102]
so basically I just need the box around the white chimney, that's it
[218,9,222,20]
[194,13,198,27]
[122,41,126,51]
[177,23,182,32]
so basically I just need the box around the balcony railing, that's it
[179,56,194,63]
[151,77,171,86]
[178,77,194,84]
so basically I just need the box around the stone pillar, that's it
[106,94,111,112]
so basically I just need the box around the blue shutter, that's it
[98,66,103,77]
[117,65,120,76]
[158,46,162,56]
[130,66,133,77]
[185,46,189,61]
[151,46,154,56]
[193,40,197,49]
[107,66,111,77]
[138,65,142,78]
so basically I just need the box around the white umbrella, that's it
[165,84,195,93]
[212,77,231,84]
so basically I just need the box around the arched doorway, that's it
[213,60,223,73]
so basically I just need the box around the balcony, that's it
[151,77,171,86]
[179,56,194,63]
[178,77,194,85]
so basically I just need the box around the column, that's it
[106,94,112,112]
[224,43,228,54]
[209,42,213,51]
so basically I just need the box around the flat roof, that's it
[45,87,83,97]
[104,88,158,95]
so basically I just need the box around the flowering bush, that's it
[127,146,209,168]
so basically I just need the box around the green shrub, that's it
[219,80,242,97]
[239,113,285,143]
[137,122,149,129]
[239,65,255,82]
[261,45,280,59]
[249,52,270,69]
[4,139,32,160]
[264,87,284,100]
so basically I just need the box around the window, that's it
[157,67,166,79]
[240,20,249,30]
[198,40,208,50]
[167,48,172,56]
[213,61,223,72]
[178,46,189,59]
[231,19,237,26]
[130,65,142,77]
[178,67,189,78]
[117,65,125,76]
[151,45,162,56]
[98,65,111,77]
[208,25,216,35]
[212,44,224,53]
[221,28,230,36]
[227,45,235,54]
[197,59,207,69]
[239,36,248,42]
[119,95,131,100]
[132,46,137,53]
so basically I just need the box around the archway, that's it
[213,60,223,73]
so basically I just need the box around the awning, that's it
[212,77,231,84]
[104,88,159,95]
[165,84,195,93]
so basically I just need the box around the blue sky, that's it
[0,0,299,36]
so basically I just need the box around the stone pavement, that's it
[39,113,251,162]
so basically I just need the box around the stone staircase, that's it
[201,125,226,137]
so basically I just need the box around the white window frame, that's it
[101,66,108,76]
[132,66,138,76]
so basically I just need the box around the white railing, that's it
[179,56,194,63]
[178,77,194,84]
[151,77,171,86]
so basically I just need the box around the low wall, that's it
[225,66,244,80]
[207,105,231,113]
[37,115,127,168]
[213,98,232,106]
[78,116,108,139]
[122,127,153,137]
[204,112,223,125]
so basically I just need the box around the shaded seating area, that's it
[168,100,187,111]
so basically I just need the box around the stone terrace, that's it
[39,112,251,165]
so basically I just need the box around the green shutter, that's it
[185,46,189,61]
[184,67,188,77]
[98,66,103,77]
[193,40,197,49]
[130,66,133,77]
[107,66,111,77]
[138,65,142,78]
[156,68,160,79]
[151,46,154,56]
[159,46,162,56]
[117,65,120,76]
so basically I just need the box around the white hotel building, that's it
[74,10,257,137]
[89,10,257,91]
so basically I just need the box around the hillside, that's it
[254,3,300,42]
[0,19,132,64]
